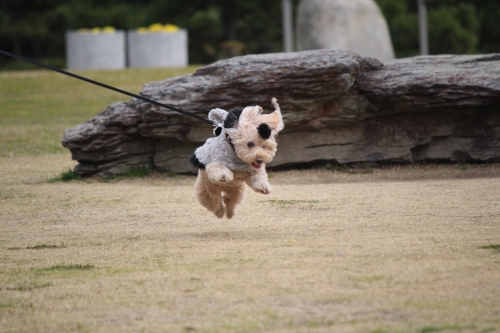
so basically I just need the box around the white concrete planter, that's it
[66,31,126,70]
[127,30,188,68]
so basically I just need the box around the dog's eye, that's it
[262,145,267,149]
[247,142,255,148]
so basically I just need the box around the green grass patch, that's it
[478,244,500,253]
[8,244,66,250]
[164,170,178,178]
[49,168,81,182]
[2,282,52,291]
[39,264,94,272]
[348,275,386,284]
[418,325,477,333]
[98,165,151,182]
[0,189,16,200]
[323,163,350,172]
[265,199,319,206]
[477,328,496,333]
[123,165,150,178]
[314,162,373,174]
[26,244,66,250]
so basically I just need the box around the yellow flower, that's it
[163,24,179,32]
[91,27,101,34]
[137,27,147,33]
[102,26,116,33]
[77,28,90,34]
[148,23,164,32]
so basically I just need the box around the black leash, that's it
[0,49,213,125]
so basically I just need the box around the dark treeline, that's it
[0,0,499,69]
[378,0,500,57]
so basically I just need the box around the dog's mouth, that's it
[252,162,262,169]
[252,157,264,169]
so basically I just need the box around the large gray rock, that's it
[296,0,395,62]
[62,50,500,175]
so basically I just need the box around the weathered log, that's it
[62,50,500,175]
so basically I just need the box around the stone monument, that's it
[296,0,395,62]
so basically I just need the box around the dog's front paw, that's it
[258,183,272,195]
[206,164,234,184]
[216,171,233,183]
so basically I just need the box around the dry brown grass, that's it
[1,154,500,333]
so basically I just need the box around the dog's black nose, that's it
[256,157,263,164]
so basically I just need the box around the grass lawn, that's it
[0,66,200,156]
[0,67,500,333]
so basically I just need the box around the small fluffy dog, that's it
[190,98,284,218]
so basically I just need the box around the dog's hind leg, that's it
[222,183,246,219]
[195,169,225,218]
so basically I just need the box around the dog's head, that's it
[225,98,284,170]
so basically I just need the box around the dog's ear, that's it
[224,107,244,129]
[208,108,228,124]
[256,98,284,135]
[257,110,284,135]
[257,123,272,140]
[238,106,263,126]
